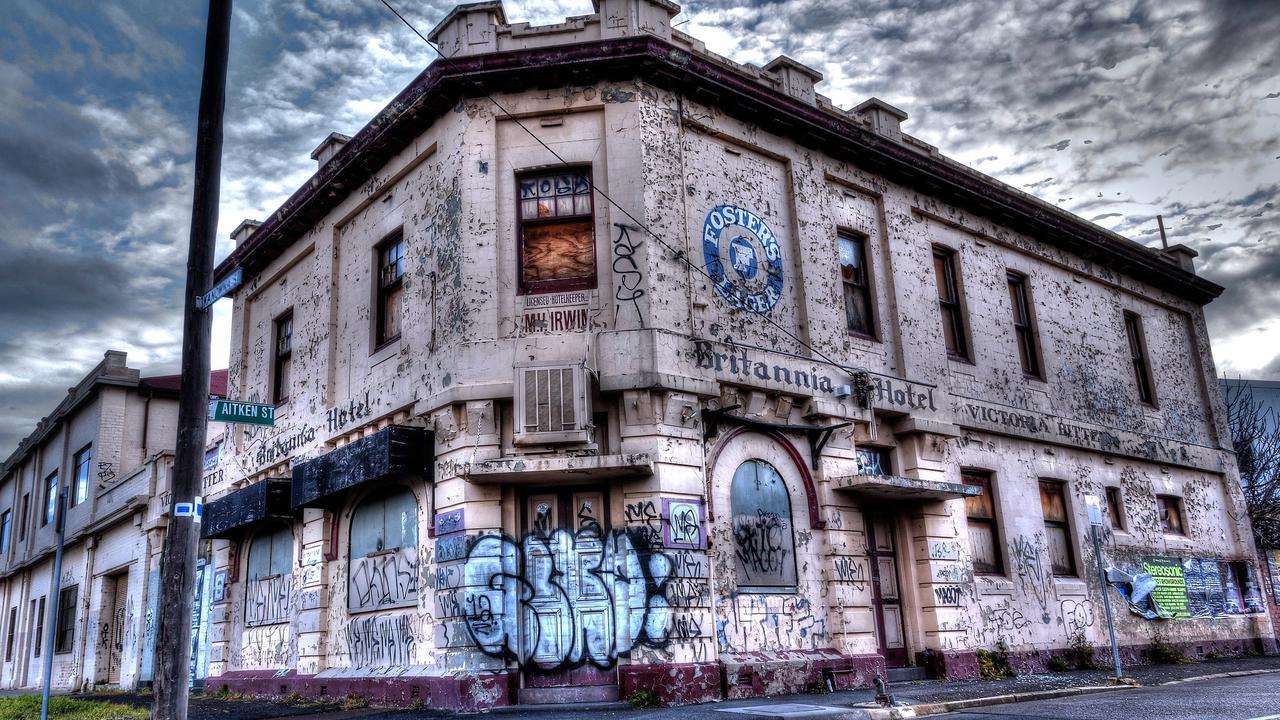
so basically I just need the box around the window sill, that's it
[1022,372,1046,384]
[370,338,401,366]
[946,353,974,366]
[1053,576,1088,596]
[848,331,880,344]
[975,575,1014,595]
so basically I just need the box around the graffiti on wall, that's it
[1011,534,1052,622]
[245,575,292,626]
[349,548,418,612]
[716,594,827,653]
[461,526,672,670]
[612,223,646,327]
[662,498,705,549]
[345,614,420,667]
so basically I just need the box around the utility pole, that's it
[153,2,232,719]
[39,485,68,720]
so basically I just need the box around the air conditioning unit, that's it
[514,365,590,445]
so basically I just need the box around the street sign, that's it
[208,399,275,426]
[1085,494,1104,526]
[196,266,243,310]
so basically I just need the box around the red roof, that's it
[140,369,228,397]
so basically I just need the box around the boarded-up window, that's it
[1040,481,1076,576]
[348,487,419,612]
[245,525,293,626]
[963,472,1002,574]
[730,460,797,591]
[518,169,596,293]
[1105,486,1124,531]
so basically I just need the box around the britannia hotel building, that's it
[200,0,1274,708]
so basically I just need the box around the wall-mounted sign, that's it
[702,205,784,314]
[520,290,590,334]
[196,267,242,310]
[209,399,276,426]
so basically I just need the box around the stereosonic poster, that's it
[1143,556,1190,619]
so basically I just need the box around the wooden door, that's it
[520,489,617,691]
[866,515,908,667]
[107,574,128,684]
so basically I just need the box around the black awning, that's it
[291,425,433,509]
[202,479,292,540]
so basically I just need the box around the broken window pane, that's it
[519,169,596,293]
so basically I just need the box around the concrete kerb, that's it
[1157,667,1280,686]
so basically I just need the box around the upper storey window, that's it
[272,310,293,405]
[933,246,970,361]
[839,232,876,339]
[1006,271,1042,378]
[1123,311,1156,405]
[376,233,404,348]
[518,169,596,294]
[72,445,92,507]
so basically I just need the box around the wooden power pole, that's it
[153,1,232,718]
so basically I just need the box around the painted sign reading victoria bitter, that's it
[702,205,784,314]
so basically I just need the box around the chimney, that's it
[231,219,262,246]
[428,1,506,57]
[763,56,822,106]
[1163,244,1198,274]
[853,97,909,141]
[310,132,352,169]
[594,0,680,40]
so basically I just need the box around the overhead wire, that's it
[377,0,873,387]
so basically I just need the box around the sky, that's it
[0,0,1277,453]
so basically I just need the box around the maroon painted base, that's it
[719,650,884,701]
[619,662,721,706]
[206,670,514,711]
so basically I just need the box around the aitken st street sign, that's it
[208,399,276,426]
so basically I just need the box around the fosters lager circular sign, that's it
[701,204,784,314]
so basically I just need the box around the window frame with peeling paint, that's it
[374,231,405,350]
[272,309,293,406]
[516,167,598,295]
[1006,270,1043,379]
[1123,310,1157,406]
[838,231,877,340]
[932,245,971,362]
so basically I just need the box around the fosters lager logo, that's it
[701,204,784,314]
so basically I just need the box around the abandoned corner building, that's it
[198,0,1276,708]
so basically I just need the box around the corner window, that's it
[42,473,57,527]
[272,310,293,405]
[839,232,876,338]
[963,472,1002,574]
[1105,486,1124,531]
[245,525,293,626]
[375,233,405,348]
[0,510,9,553]
[73,445,92,506]
[933,246,969,361]
[518,169,597,294]
[348,487,418,611]
[1006,271,1041,378]
[1040,481,1076,576]
[54,586,76,654]
[1158,495,1185,535]
[1123,311,1156,405]
[730,460,798,592]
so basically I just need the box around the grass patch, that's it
[0,696,148,720]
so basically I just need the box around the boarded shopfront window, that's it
[1040,481,1076,576]
[1158,495,1185,535]
[518,169,596,294]
[839,232,876,338]
[245,525,294,626]
[730,460,797,591]
[963,472,1002,574]
[376,233,404,347]
[348,487,418,611]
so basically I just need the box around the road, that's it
[940,673,1280,720]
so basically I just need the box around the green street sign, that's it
[208,399,276,426]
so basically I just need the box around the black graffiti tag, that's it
[612,224,645,327]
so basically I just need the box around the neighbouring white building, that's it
[202,0,1274,709]
[0,351,225,691]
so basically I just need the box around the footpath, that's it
[78,654,1280,720]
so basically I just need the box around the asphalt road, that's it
[939,673,1280,720]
